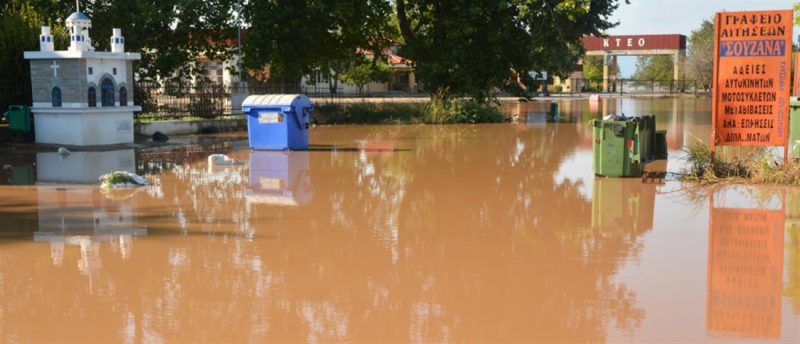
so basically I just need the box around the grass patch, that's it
[135,113,242,123]
[681,139,800,185]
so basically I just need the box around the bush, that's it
[553,85,563,93]
[681,139,800,185]
[313,103,426,124]
[423,98,504,124]
[312,98,504,125]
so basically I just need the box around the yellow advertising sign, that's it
[712,10,793,147]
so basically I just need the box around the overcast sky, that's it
[608,0,797,77]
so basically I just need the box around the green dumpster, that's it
[592,115,655,177]
[654,130,668,160]
[790,97,800,160]
[4,105,31,133]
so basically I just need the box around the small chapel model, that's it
[24,5,141,146]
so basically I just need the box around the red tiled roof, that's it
[359,48,413,65]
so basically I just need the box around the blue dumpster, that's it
[241,94,314,150]
[245,151,312,206]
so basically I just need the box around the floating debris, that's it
[208,154,241,166]
[99,171,148,189]
[57,147,71,156]
[152,132,169,142]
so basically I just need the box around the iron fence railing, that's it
[134,82,430,120]
[563,78,709,95]
[2,78,709,122]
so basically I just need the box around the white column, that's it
[40,26,54,51]
[111,28,125,53]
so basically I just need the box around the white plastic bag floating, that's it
[99,171,148,189]
[207,154,241,166]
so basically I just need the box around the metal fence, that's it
[2,78,709,122]
[563,78,708,95]
[134,82,430,120]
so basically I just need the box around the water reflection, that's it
[592,177,656,235]
[37,150,135,184]
[0,98,798,342]
[787,192,800,315]
[246,151,312,206]
[34,185,147,276]
[707,188,784,339]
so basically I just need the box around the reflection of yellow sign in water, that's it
[707,207,784,339]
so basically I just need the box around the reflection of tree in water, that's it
[1,125,648,342]
[285,124,646,341]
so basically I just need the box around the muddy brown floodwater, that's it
[0,97,799,342]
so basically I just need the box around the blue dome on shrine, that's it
[66,12,90,21]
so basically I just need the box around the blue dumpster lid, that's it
[242,94,313,110]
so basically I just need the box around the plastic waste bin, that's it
[4,105,31,133]
[591,177,656,234]
[790,97,800,159]
[654,130,668,160]
[549,102,559,121]
[592,115,656,177]
[241,94,313,150]
[245,151,312,206]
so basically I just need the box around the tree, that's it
[0,1,68,110]
[243,0,397,90]
[686,19,713,90]
[2,0,239,84]
[632,55,674,82]
[340,58,393,93]
[395,0,623,102]
[90,0,239,83]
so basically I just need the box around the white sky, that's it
[608,0,797,77]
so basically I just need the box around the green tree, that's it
[340,58,393,93]
[243,0,397,90]
[396,0,622,102]
[686,19,713,90]
[3,0,239,84]
[632,55,674,81]
[581,55,619,91]
[90,0,239,83]
[0,1,68,109]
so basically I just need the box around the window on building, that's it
[88,67,93,75]
[119,87,127,106]
[112,68,117,75]
[101,78,115,106]
[51,87,62,107]
[41,37,45,42]
[88,87,96,107]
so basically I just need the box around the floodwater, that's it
[0,97,799,342]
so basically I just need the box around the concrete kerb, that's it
[135,118,247,136]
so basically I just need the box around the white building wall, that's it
[86,58,129,85]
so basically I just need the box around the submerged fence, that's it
[565,78,708,95]
[1,78,708,122]
[134,82,430,120]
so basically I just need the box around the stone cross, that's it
[50,60,60,77]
